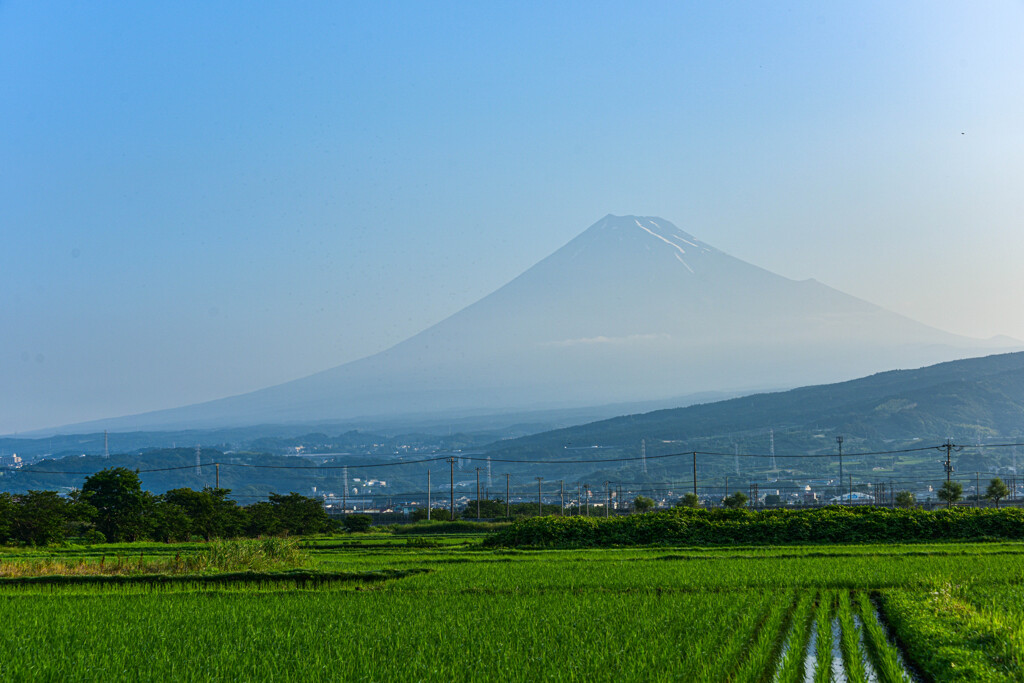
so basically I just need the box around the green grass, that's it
[0,539,1022,680]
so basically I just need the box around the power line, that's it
[6,440,1024,477]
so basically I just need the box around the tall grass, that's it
[0,538,306,578]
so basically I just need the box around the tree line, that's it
[0,467,333,546]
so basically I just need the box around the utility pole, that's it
[505,473,510,518]
[577,483,582,515]
[560,480,565,515]
[427,470,431,521]
[848,474,852,504]
[476,468,482,520]
[215,463,220,489]
[692,452,698,496]
[343,466,349,514]
[536,477,543,516]
[836,436,844,492]
[977,471,980,507]
[584,484,590,516]
[944,439,953,485]
[725,475,729,498]
[447,457,456,520]
[605,481,611,517]
[942,439,956,508]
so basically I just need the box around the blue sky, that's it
[3,1,1024,433]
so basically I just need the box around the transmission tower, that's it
[641,439,647,475]
[734,443,740,476]
[769,429,777,471]
[194,444,201,475]
[487,455,493,488]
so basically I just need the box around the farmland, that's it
[1,534,1023,681]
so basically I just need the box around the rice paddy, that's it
[1,536,1023,680]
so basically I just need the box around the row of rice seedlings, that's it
[835,591,868,683]
[812,592,835,683]
[774,591,816,683]
[856,592,910,682]
[731,590,797,682]
[686,591,776,680]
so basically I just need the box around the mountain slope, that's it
[484,351,1024,459]
[57,214,1013,432]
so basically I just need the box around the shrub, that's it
[722,492,749,509]
[633,496,656,512]
[676,493,700,508]
[483,506,1024,548]
[895,491,916,508]
[343,514,373,533]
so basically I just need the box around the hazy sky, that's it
[3,1,1024,434]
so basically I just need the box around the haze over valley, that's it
[33,214,1016,436]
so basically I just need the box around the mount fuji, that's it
[64,215,1014,432]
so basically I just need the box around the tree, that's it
[268,492,330,535]
[722,492,749,509]
[676,493,700,508]
[342,514,373,533]
[244,501,283,536]
[937,481,963,508]
[763,494,782,507]
[81,468,150,542]
[894,491,916,508]
[149,500,193,542]
[163,487,245,540]
[985,478,1011,508]
[633,495,656,513]
[0,493,13,543]
[10,491,70,545]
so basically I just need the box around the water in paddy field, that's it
[852,614,881,682]
[783,609,911,682]
[801,618,844,681]
[864,599,917,682]
[797,617,848,681]
[829,618,846,682]
[802,619,819,682]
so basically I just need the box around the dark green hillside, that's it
[485,352,1024,460]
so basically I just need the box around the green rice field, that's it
[2,536,1024,681]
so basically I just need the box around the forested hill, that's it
[484,352,1024,459]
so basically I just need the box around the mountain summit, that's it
[74,215,1012,431]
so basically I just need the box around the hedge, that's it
[482,506,1024,548]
